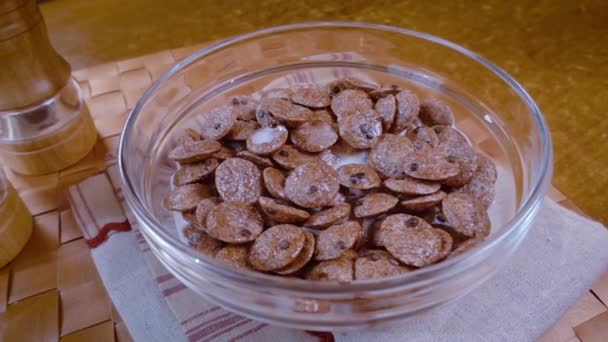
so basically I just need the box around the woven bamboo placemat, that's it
[0,43,606,342]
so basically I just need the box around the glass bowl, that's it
[118,22,552,330]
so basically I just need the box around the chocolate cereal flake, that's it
[316,221,363,261]
[330,77,379,93]
[374,214,433,247]
[374,94,397,131]
[226,120,260,141]
[384,224,453,267]
[163,183,214,212]
[173,158,219,185]
[272,145,318,170]
[198,105,238,140]
[306,252,356,283]
[369,84,403,101]
[354,250,411,280]
[267,98,313,127]
[337,164,381,190]
[249,224,307,271]
[368,134,414,178]
[403,152,460,181]
[448,237,484,259]
[399,191,447,212]
[284,161,340,208]
[246,125,289,155]
[392,90,420,133]
[441,192,491,238]
[258,196,311,223]
[262,167,288,200]
[212,146,236,160]
[338,107,383,149]
[354,193,399,218]
[330,89,373,120]
[196,231,225,256]
[275,230,316,275]
[290,120,338,153]
[215,158,262,204]
[169,140,222,164]
[436,126,478,186]
[291,86,331,109]
[419,98,454,126]
[215,245,251,270]
[194,197,220,227]
[454,153,497,209]
[235,151,275,168]
[205,202,264,244]
[230,95,258,121]
[383,177,441,195]
[305,203,351,230]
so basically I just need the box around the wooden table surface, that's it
[0,44,606,341]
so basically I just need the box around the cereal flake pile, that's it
[163,77,497,282]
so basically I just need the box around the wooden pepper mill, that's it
[0,0,98,175]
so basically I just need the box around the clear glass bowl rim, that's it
[118,21,553,293]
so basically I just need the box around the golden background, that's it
[40,0,608,224]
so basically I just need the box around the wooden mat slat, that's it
[60,320,115,342]
[0,44,606,342]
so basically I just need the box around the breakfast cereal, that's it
[205,202,264,243]
[399,191,447,212]
[163,76,498,282]
[304,203,351,230]
[249,224,307,271]
[383,177,441,195]
[330,89,373,120]
[441,193,491,237]
[393,89,420,133]
[271,145,318,170]
[163,183,213,211]
[336,164,381,190]
[226,120,260,141]
[306,250,357,282]
[338,107,383,149]
[290,120,338,152]
[197,105,237,140]
[168,140,222,163]
[246,125,289,155]
[354,250,411,280]
[383,222,453,267]
[353,193,399,218]
[215,245,251,269]
[275,230,316,274]
[368,133,414,178]
[262,167,288,200]
[374,94,397,131]
[215,158,262,204]
[455,153,497,209]
[419,98,454,126]
[194,197,220,227]
[315,221,363,261]
[258,196,311,223]
[290,86,331,108]
[173,158,219,185]
[235,151,275,168]
[284,161,340,208]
